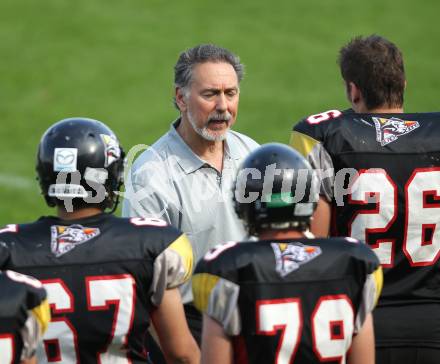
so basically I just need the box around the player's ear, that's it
[175,87,188,113]
[347,82,361,106]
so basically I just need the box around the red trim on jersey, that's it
[41,279,79,363]
[404,167,440,267]
[348,170,398,238]
[44,317,80,363]
[311,294,354,364]
[421,224,436,247]
[41,279,75,314]
[44,338,61,362]
[0,334,15,364]
[256,298,303,363]
[371,239,396,268]
[329,320,344,340]
[348,169,398,267]
[423,190,440,208]
[85,274,136,364]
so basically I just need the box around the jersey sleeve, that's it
[290,122,335,202]
[192,272,241,336]
[4,270,51,360]
[149,233,194,306]
[354,265,383,334]
[20,297,50,360]
[350,242,383,334]
[192,246,242,336]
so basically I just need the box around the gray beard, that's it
[187,109,228,142]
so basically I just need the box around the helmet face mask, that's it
[233,143,318,236]
[36,118,125,212]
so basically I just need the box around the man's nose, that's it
[215,93,227,112]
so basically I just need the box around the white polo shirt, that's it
[122,119,259,303]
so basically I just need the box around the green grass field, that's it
[1,0,439,224]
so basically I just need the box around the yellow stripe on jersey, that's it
[169,234,194,282]
[192,273,219,313]
[372,266,384,306]
[289,131,320,158]
[32,298,51,335]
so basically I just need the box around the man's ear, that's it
[347,82,362,105]
[175,87,187,112]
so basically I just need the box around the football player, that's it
[291,35,440,363]
[0,118,200,363]
[0,270,50,364]
[192,143,383,364]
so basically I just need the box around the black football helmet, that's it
[233,143,318,235]
[36,117,125,211]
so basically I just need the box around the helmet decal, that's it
[53,148,78,172]
[100,134,121,167]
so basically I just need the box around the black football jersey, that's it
[193,237,382,363]
[0,270,50,363]
[291,110,440,346]
[0,213,193,363]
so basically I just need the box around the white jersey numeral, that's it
[86,275,135,363]
[257,299,302,364]
[38,279,78,363]
[306,110,342,124]
[39,276,136,363]
[0,335,14,364]
[256,295,354,363]
[348,168,440,267]
[404,169,440,265]
[311,295,354,362]
[0,224,18,234]
[349,170,397,266]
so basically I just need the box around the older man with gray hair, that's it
[123,44,258,345]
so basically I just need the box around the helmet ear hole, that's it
[233,143,318,235]
[36,117,125,212]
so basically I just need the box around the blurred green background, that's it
[1,0,439,223]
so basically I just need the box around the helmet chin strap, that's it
[108,190,121,214]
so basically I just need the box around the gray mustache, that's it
[208,113,232,122]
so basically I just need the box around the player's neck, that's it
[366,107,403,113]
[258,229,310,240]
[56,207,104,221]
[354,103,404,114]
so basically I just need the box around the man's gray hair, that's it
[173,44,244,109]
